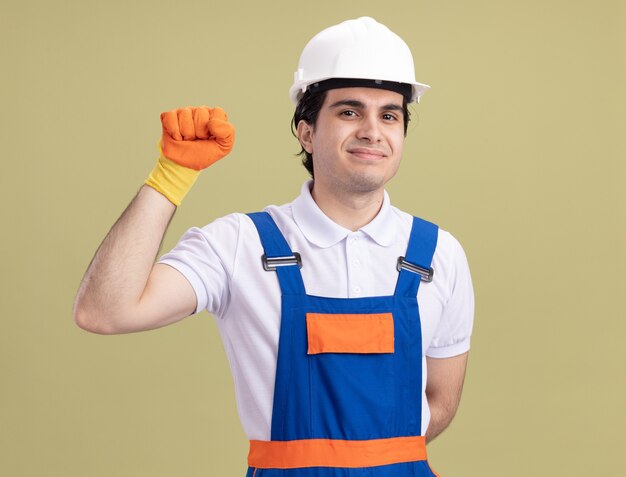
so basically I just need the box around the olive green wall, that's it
[1,0,624,475]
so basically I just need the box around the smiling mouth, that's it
[347,148,386,160]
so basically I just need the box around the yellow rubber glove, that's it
[145,106,235,205]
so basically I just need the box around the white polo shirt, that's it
[159,181,474,439]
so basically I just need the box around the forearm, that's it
[424,353,469,443]
[73,185,175,333]
[425,395,459,443]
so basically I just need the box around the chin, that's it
[344,175,387,194]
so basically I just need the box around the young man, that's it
[74,17,474,477]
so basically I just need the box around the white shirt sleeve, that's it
[158,213,242,317]
[425,233,475,358]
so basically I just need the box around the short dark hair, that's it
[291,88,411,178]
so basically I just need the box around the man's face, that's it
[298,87,406,198]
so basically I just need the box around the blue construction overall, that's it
[246,212,440,477]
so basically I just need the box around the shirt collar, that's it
[291,181,395,248]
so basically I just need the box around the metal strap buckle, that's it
[396,256,434,282]
[262,253,302,271]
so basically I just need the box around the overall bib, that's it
[245,212,440,477]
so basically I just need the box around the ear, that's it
[296,120,314,154]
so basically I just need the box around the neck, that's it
[310,181,385,231]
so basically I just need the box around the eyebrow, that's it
[328,99,404,112]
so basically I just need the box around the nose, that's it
[356,113,382,143]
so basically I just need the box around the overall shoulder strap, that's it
[395,216,439,297]
[247,211,306,295]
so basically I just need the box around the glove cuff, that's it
[145,144,200,206]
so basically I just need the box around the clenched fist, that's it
[145,106,235,206]
[160,106,235,170]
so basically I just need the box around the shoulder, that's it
[390,205,467,253]
[436,228,468,264]
[389,206,465,250]
[180,196,299,253]
[388,206,471,283]
[198,212,243,235]
[260,201,300,239]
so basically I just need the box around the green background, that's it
[1,0,624,475]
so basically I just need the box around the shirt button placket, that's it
[346,232,363,298]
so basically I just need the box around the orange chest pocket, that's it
[306,313,395,355]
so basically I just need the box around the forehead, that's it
[322,87,404,108]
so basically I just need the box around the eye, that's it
[382,113,398,121]
[340,110,358,118]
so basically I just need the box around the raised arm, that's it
[73,107,235,334]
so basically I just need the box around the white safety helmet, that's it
[289,17,430,105]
